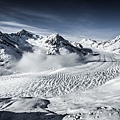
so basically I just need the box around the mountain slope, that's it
[80,35,120,54]
[0,30,95,68]
[0,30,96,76]
[0,30,35,66]
[27,33,87,56]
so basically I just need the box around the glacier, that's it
[0,30,120,120]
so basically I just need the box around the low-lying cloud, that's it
[16,48,80,73]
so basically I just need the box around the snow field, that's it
[0,52,120,98]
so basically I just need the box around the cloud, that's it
[16,48,80,73]
[0,21,54,36]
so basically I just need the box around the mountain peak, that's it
[17,29,34,37]
[80,38,97,44]
[114,35,120,40]
[18,29,29,34]
[49,33,59,37]
[46,33,65,43]
[48,33,63,39]
[0,31,3,35]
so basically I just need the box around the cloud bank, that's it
[16,48,80,73]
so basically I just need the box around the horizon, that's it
[0,28,120,42]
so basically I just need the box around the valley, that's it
[0,30,120,120]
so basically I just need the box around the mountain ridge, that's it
[0,30,92,68]
[1,29,120,68]
[79,35,120,54]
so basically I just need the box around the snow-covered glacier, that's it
[0,30,120,120]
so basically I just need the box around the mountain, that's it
[2,29,120,67]
[27,33,86,55]
[79,35,120,54]
[0,30,95,69]
[0,30,35,66]
[79,38,97,48]
[97,35,120,53]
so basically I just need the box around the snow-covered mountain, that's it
[27,33,87,55]
[0,30,35,66]
[1,29,120,69]
[0,30,95,67]
[80,35,120,54]
[79,38,98,48]
[1,30,120,120]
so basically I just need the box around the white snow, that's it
[80,35,120,54]
[0,30,120,120]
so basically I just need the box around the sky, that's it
[0,0,120,41]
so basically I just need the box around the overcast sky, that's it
[0,0,120,41]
